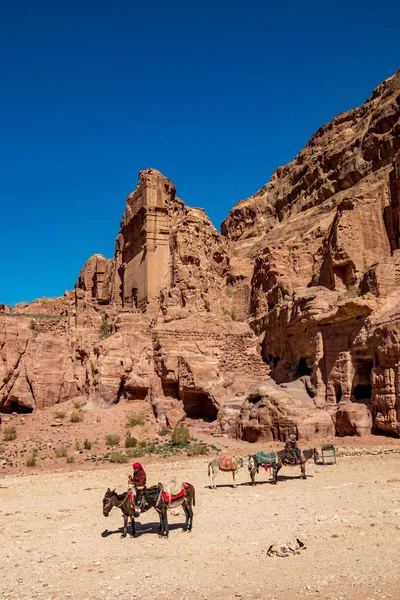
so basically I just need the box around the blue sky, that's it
[1,0,399,306]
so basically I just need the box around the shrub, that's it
[138,440,147,448]
[109,451,128,463]
[159,425,169,436]
[53,410,66,420]
[29,319,36,331]
[125,436,137,448]
[66,456,74,464]
[171,425,190,446]
[26,453,37,467]
[70,411,83,423]
[55,446,68,458]
[126,447,145,458]
[73,398,86,409]
[99,315,112,339]
[105,434,120,447]
[3,426,17,441]
[83,439,91,450]
[187,442,209,456]
[125,413,144,427]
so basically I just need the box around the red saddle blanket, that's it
[220,456,237,470]
[161,482,189,503]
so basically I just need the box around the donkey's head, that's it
[102,488,116,517]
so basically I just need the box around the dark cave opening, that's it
[353,384,372,402]
[162,381,179,398]
[335,384,343,403]
[298,357,312,377]
[5,401,34,414]
[182,389,218,422]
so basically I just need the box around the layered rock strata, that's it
[2,70,400,442]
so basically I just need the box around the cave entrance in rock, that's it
[123,387,148,401]
[162,381,179,398]
[298,357,312,377]
[353,384,372,402]
[7,401,33,414]
[182,389,218,422]
[352,359,373,403]
[334,384,342,403]
[333,263,356,289]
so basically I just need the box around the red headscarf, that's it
[133,462,142,469]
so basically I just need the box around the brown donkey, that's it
[102,488,143,537]
[135,483,195,537]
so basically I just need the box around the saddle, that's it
[159,480,189,503]
[220,456,237,470]
[256,451,279,468]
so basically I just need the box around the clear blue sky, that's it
[1,0,398,307]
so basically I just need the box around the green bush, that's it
[109,451,128,463]
[99,315,112,339]
[55,446,68,458]
[105,434,120,447]
[125,413,145,427]
[126,447,145,458]
[138,440,147,448]
[172,425,190,446]
[26,453,37,467]
[83,439,91,450]
[70,411,83,423]
[159,425,169,436]
[66,456,75,464]
[3,426,17,441]
[187,442,209,456]
[125,436,137,448]
[53,409,66,420]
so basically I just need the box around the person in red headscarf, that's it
[128,462,147,489]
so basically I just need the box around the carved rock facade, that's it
[2,70,400,442]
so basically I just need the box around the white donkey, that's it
[207,455,246,489]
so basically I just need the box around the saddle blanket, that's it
[220,456,237,470]
[256,451,279,467]
[285,453,305,465]
[161,482,189,503]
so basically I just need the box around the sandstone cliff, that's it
[1,69,400,442]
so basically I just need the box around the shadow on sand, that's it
[101,521,184,538]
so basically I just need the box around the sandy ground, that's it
[1,452,400,600]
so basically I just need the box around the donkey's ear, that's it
[111,488,116,494]
[106,487,111,493]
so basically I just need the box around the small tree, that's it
[172,425,190,446]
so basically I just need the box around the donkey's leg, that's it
[211,467,217,489]
[301,463,306,479]
[130,516,135,537]
[182,502,189,531]
[162,508,169,537]
[272,467,278,484]
[122,514,128,537]
[187,501,194,531]
[232,470,237,488]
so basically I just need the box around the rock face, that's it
[1,70,400,442]
[224,68,400,439]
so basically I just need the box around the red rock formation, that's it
[2,70,400,443]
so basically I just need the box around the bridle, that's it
[103,491,130,514]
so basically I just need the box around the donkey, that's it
[248,452,282,485]
[208,455,245,489]
[275,447,320,480]
[135,483,196,537]
[102,488,143,538]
